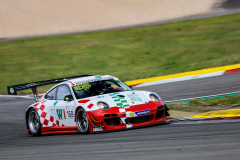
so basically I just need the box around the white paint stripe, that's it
[0,95,32,99]
[126,124,132,128]
[135,71,225,87]
[164,90,240,103]
[119,108,126,113]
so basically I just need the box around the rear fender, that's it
[25,105,44,129]
[25,106,35,135]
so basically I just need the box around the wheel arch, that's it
[75,106,90,133]
[25,106,43,133]
[74,106,85,122]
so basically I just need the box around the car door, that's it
[54,84,75,127]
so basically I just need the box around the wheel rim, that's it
[77,110,88,133]
[28,110,40,133]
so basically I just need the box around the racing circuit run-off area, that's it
[1,72,240,159]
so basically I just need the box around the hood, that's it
[102,90,150,108]
[78,90,153,111]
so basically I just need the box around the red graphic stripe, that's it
[87,103,94,109]
[78,100,90,103]
[63,109,66,119]
[66,81,75,86]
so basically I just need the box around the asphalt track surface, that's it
[0,72,240,159]
[137,72,240,101]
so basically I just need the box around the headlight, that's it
[97,102,110,110]
[150,94,160,103]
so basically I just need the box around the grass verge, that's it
[1,13,240,94]
[167,94,240,112]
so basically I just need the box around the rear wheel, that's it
[28,108,41,136]
[76,108,89,134]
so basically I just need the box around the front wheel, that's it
[28,108,41,136]
[76,108,89,134]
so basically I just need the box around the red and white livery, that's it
[8,75,170,136]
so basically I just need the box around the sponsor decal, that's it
[93,128,103,131]
[130,112,136,117]
[134,94,142,102]
[126,112,137,117]
[127,110,149,117]
[56,109,63,120]
[73,83,91,91]
[127,94,137,101]
[66,110,74,119]
[98,96,104,98]
[135,110,150,116]
[127,94,142,102]
[9,87,14,94]
[95,75,105,78]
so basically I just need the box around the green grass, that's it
[1,13,240,94]
[168,94,240,112]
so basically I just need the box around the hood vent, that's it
[117,95,125,97]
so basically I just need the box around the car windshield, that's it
[72,79,132,99]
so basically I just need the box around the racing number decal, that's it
[73,83,91,91]
[66,110,74,119]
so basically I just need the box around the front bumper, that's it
[87,101,167,132]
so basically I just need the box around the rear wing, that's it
[7,74,92,101]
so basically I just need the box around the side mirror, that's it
[129,85,133,90]
[64,95,74,101]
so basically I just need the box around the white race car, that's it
[7,75,169,136]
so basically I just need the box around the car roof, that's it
[66,75,119,85]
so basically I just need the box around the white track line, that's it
[164,90,240,103]
[1,90,240,103]
[0,95,32,99]
[135,71,225,87]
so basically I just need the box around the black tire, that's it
[28,108,41,136]
[76,108,89,134]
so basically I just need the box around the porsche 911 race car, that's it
[7,75,169,136]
